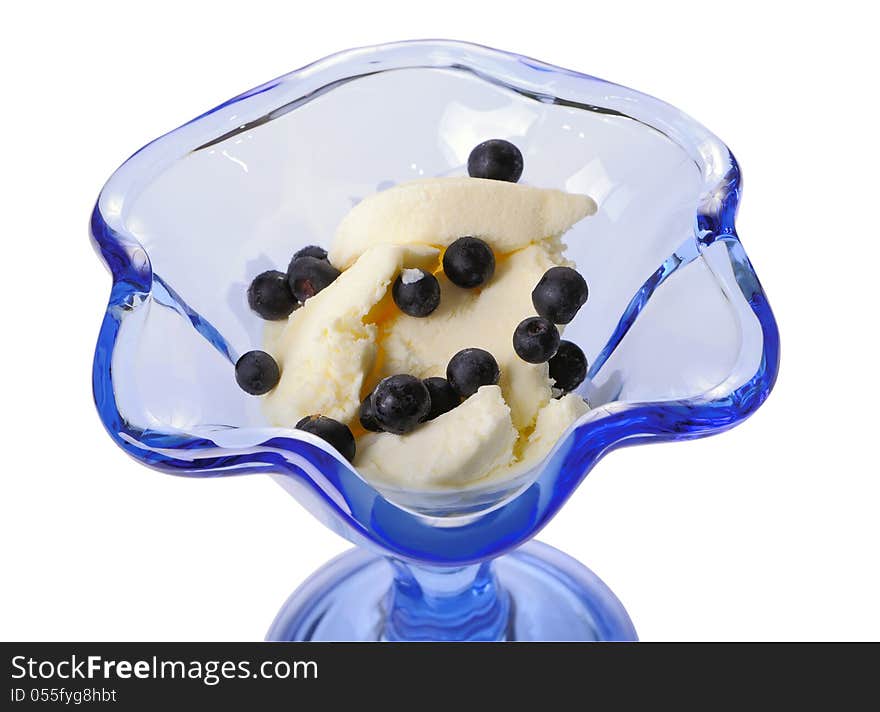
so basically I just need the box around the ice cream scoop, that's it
[329,177,596,269]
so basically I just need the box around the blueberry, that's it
[467,139,523,183]
[372,375,432,434]
[421,377,461,421]
[548,340,588,394]
[446,348,500,398]
[295,415,356,462]
[293,245,328,262]
[513,317,561,363]
[531,266,588,324]
[247,270,298,320]
[392,268,441,317]
[235,350,280,395]
[358,393,382,432]
[287,255,340,302]
[443,237,495,288]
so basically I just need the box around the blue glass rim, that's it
[91,40,780,565]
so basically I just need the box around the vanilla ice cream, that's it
[263,175,595,488]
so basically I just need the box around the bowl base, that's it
[266,540,637,641]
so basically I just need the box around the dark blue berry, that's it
[235,350,280,395]
[287,255,340,302]
[446,348,500,398]
[295,415,356,462]
[548,340,588,394]
[358,393,382,432]
[392,269,441,317]
[421,377,461,421]
[513,317,560,363]
[531,266,588,324]
[467,139,523,183]
[293,245,328,261]
[443,237,495,288]
[247,270,298,320]
[372,375,431,434]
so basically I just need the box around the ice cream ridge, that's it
[236,140,596,489]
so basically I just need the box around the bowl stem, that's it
[384,558,510,641]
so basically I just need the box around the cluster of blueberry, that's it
[247,244,339,322]
[291,344,502,465]
[235,244,343,398]
[513,266,589,392]
[358,348,500,436]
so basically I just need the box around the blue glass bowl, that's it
[91,40,779,641]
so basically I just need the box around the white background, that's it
[1,1,877,642]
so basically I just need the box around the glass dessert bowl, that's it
[91,41,779,641]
